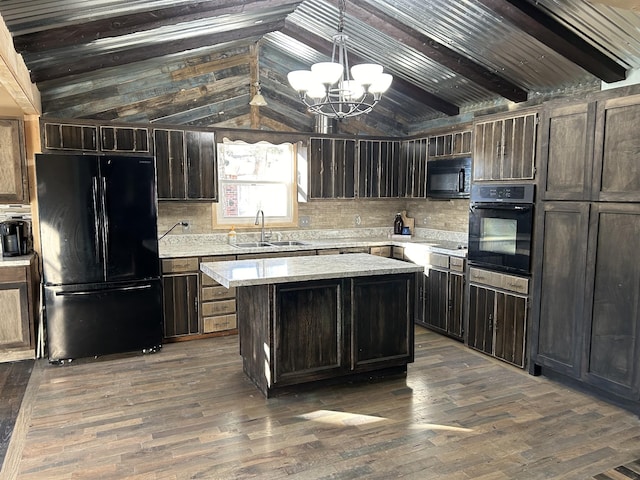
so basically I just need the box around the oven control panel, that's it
[470,184,535,203]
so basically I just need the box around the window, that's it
[215,139,301,226]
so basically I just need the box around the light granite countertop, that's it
[0,253,34,268]
[200,253,425,288]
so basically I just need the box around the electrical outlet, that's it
[299,215,311,227]
[181,221,190,232]
[354,214,361,226]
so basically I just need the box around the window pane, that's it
[219,143,293,182]
[221,183,289,218]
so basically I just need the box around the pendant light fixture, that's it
[249,42,267,107]
[287,0,392,119]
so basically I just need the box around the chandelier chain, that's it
[338,0,346,33]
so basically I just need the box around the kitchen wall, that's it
[157,197,469,237]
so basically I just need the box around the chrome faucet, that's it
[255,209,266,243]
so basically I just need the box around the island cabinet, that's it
[416,253,465,341]
[0,256,38,362]
[308,137,356,199]
[473,111,537,181]
[153,128,217,201]
[237,273,415,396]
[0,118,28,204]
[467,267,529,368]
[531,202,640,402]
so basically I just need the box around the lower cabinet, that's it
[237,273,415,396]
[416,253,465,341]
[467,267,529,368]
[200,255,236,334]
[0,257,37,362]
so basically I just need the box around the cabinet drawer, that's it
[0,266,26,283]
[162,257,198,273]
[201,255,236,263]
[469,267,503,289]
[203,314,237,333]
[501,275,529,295]
[449,256,465,272]
[429,253,449,269]
[392,246,405,260]
[201,285,235,301]
[369,246,391,257]
[202,299,236,317]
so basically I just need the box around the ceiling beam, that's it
[281,21,459,117]
[347,0,528,103]
[12,0,302,53]
[30,21,284,83]
[476,0,627,82]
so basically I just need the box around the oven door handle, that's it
[470,204,532,211]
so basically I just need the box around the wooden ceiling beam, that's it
[12,0,302,53]
[347,0,528,103]
[281,21,460,117]
[476,0,627,82]
[30,20,284,83]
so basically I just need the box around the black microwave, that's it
[426,157,472,199]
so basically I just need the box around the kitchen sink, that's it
[267,241,308,246]
[233,242,274,248]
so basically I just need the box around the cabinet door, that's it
[274,280,343,384]
[0,119,27,203]
[473,121,503,181]
[351,274,413,369]
[424,268,448,333]
[100,126,150,153]
[185,130,217,200]
[154,129,185,199]
[593,94,640,202]
[162,274,198,338]
[0,280,30,349]
[468,285,494,355]
[584,203,640,399]
[494,291,527,367]
[530,202,589,377]
[43,122,98,152]
[539,103,596,201]
[309,138,355,199]
[448,272,464,340]
[399,138,427,198]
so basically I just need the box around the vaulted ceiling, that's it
[1,0,640,136]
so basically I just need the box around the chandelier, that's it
[287,0,392,119]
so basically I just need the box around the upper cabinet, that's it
[153,128,217,201]
[309,137,356,199]
[43,121,149,154]
[473,112,537,181]
[399,137,428,198]
[0,118,28,204]
[593,93,640,203]
[428,129,472,159]
[358,139,401,198]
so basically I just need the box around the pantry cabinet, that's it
[0,118,28,204]
[473,112,537,181]
[308,137,356,199]
[153,128,217,200]
[468,267,528,368]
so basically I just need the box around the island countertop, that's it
[200,253,424,288]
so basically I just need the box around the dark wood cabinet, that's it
[427,129,472,159]
[530,202,589,377]
[237,273,415,396]
[43,121,98,152]
[468,267,529,368]
[399,137,428,198]
[416,253,465,341]
[473,112,537,181]
[358,139,401,198]
[593,94,640,202]
[539,103,596,201]
[0,118,28,204]
[154,128,217,200]
[100,126,150,153]
[309,137,356,198]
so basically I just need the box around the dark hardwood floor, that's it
[0,360,33,470]
[2,326,639,479]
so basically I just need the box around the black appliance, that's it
[468,184,535,275]
[426,157,471,199]
[0,219,31,257]
[35,153,163,362]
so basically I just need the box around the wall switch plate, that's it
[354,214,361,226]
[299,215,311,227]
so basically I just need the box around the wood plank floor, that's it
[2,326,639,479]
[0,360,33,469]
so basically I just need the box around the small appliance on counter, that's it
[0,219,31,257]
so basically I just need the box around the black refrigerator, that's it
[36,153,163,362]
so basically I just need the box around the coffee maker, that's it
[0,220,31,257]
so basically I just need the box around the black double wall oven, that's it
[468,184,535,276]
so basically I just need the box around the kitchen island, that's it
[201,253,423,397]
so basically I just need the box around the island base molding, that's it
[237,274,415,397]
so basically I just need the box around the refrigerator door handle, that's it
[55,284,153,296]
[100,176,109,277]
[92,176,101,262]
